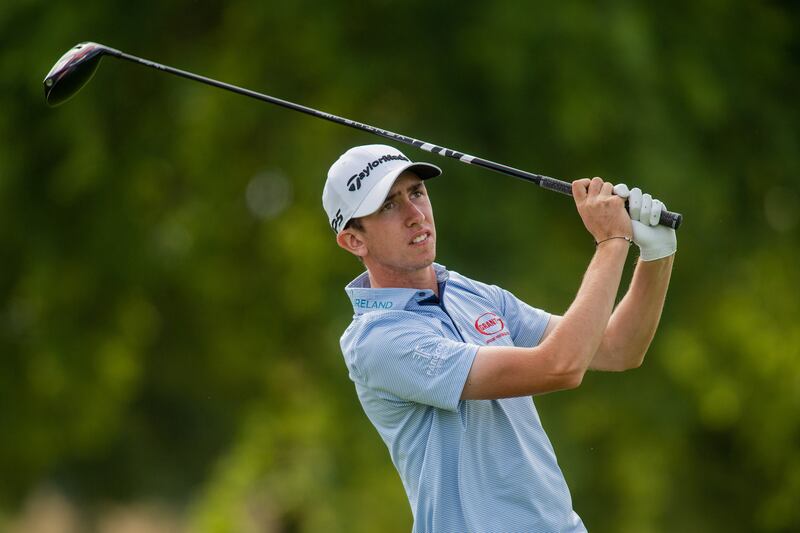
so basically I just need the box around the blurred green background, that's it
[2,0,799,531]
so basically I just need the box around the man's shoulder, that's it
[340,309,438,352]
[446,268,506,302]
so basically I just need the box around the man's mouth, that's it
[410,232,430,245]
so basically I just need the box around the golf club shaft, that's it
[108,48,681,229]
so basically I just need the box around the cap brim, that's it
[351,162,441,218]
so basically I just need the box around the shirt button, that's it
[417,292,426,297]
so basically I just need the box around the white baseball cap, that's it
[322,144,441,233]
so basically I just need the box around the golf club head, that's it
[43,42,115,106]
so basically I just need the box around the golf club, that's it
[44,42,683,229]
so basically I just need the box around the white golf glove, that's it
[613,184,677,261]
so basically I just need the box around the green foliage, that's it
[1,0,799,531]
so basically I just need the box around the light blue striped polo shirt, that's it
[341,263,586,533]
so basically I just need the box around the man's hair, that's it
[344,217,364,232]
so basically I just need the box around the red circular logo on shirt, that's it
[475,312,505,335]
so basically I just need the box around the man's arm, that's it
[537,184,677,372]
[590,255,673,370]
[461,177,633,399]
[541,255,673,372]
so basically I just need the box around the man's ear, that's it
[336,229,368,258]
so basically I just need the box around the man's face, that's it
[352,171,436,274]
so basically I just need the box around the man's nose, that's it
[404,201,425,226]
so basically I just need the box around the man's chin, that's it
[394,254,436,274]
[413,248,436,268]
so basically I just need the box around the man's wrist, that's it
[594,235,633,247]
[594,237,632,259]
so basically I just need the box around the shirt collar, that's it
[345,263,450,314]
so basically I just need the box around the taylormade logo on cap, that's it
[347,153,410,192]
[322,144,442,234]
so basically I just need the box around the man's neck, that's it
[366,263,439,296]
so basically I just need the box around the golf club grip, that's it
[538,176,683,229]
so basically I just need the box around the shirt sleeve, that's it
[492,286,552,348]
[348,313,479,412]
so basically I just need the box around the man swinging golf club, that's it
[323,144,676,532]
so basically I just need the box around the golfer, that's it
[323,144,676,532]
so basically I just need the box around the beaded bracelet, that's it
[594,235,633,247]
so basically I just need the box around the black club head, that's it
[43,42,111,106]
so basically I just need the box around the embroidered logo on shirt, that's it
[474,312,505,335]
[413,340,446,377]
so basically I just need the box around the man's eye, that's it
[381,202,394,211]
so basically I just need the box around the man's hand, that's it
[612,184,677,261]
[572,177,632,243]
